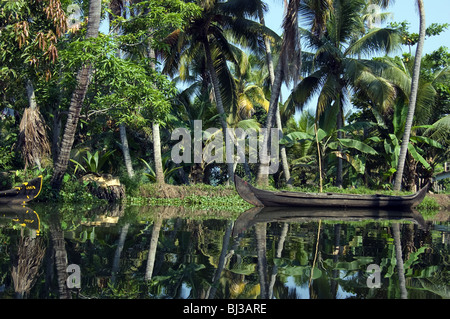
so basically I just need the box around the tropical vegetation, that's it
[0,0,449,200]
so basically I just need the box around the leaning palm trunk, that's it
[257,62,283,186]
[394,0,426,191]
[50,0,101,191]
[203,38,234,184]
[258,6,293,188]
[257,0,300,187]
[17,80,51,170]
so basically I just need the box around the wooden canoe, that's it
[234,175,429,210]
[0,176,43,205]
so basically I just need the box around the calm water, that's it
[0,204,448,299]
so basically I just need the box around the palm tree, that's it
[373,55,447,189]
[393,0,426,191]
[254,0,296,187]
[256,0,303,187]
[286,0,401,188]
[163,0,276,184]
[50,0,102,191]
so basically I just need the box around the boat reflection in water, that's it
[232,206,427,237]
[0,203,447,299]
[0,205,41,237]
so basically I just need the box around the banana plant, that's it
[280,121,378,178]
[370,105,444,181]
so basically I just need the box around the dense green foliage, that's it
[0,0,449,200]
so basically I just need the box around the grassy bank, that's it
[8,172,447,219]
[127,182,253,213]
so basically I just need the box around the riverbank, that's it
[128,182,449,221]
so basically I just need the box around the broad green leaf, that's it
[410,136,444,149]
[407,144,431,170]
[338,138,378,155]
[280,132,314,145]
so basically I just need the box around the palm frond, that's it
[424,115,450,144]
[345,27,401,57]
[285,69,327,114]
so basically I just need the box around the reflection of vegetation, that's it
[0,205,448,299]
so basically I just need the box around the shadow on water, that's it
[0,203,448,299]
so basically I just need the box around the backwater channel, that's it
[0,203,449,299]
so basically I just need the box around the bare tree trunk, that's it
[50,0,102,191]
[394,0,426,191]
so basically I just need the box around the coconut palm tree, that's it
[286,0,401,188]
[256,0,303,187]
[162,0,277,184]
[394,0,426,191]
[51,0,102,191]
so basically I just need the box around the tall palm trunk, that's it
[50,0,102,191]
[257,0,299,187]
[257,61,283,186]
[258,6,293,188]
[394,0,426,191]
[120,124,135,177]
[152,122,165,184]
[203,37,234,184]
[147,43,166,185]
[336,99,343,188]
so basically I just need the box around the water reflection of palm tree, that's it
[392,223,408,299]
[145,215,163,281]
[111,223,130,284]
[11,237,45,299]
[255,223,269,299]
[206,220,234,299]
[48,211,71,299]
[268,223,289,299]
